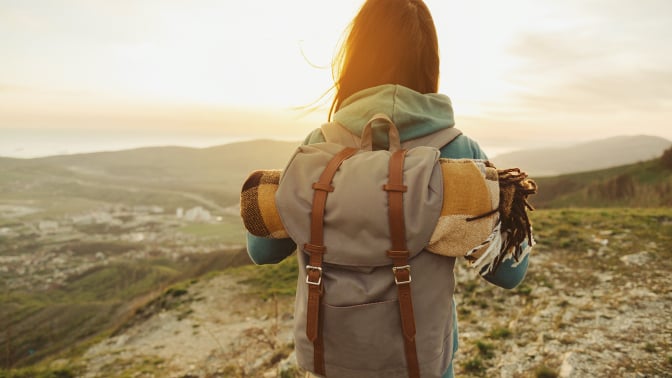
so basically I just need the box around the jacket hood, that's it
[332,84,455,148]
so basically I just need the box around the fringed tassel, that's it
[463,166,538,274]
[466,221,502,274]
[493,167,537,270]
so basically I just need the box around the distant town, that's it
[0,204,239,291]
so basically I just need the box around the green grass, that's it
[489,327,512,339]
[231,255,299,300]
[463,357,485,374]
[535,365,559,378]
[533,159,672,208]
[475,340,495,359]
[0,367,76,378]
[531,208,672,252]
[0,262,178,367]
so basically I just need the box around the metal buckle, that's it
[392,265,412,285]
[305,265,322,286]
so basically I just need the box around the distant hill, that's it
[531,155,672,208]
[4,137,671,211]
[492,135,672,177]
[35,139,300,181]
[0,140,300,208]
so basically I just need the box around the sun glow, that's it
[2,0,671,157]
[1,1,525,112]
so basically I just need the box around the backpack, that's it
[275,114,462,378]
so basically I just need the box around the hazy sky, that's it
[1,0,671,157]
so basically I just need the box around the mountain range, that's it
[490,135,671,177]
[1,134,670,209]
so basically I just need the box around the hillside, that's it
[0,139,299,371]
[4,136,671,212]
[531,157,672,208]
[34,139,299,181]
[1,138,671,376]
[0,140,300,211]
[7,208,670,377]
[492,135,672,177]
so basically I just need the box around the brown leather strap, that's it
[305,146,358,376]
[384,149,420,378]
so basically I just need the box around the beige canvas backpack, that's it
[275,114,462,378]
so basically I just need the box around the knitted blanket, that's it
[240,159,536,273]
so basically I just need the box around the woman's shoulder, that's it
[439,134,488,160]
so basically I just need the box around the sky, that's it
[1,0,671,158]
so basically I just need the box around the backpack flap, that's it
[275,142,443,267]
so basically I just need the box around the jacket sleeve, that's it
[246,232,296,265]
[481,246,529,289]
[439,134,530,289]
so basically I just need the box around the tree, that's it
[662,146,672,170]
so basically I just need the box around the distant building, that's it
[176,208,184,218]
[184,206,212,222]
[71,212,120,225]
[38,221,59,233]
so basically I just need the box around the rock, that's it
[594,272,613,283]
[497,363,519,378]
[115,335,129,346]
[278,350,298,376]
[544,340,562,353]
[559,352,578,378]
[620,251,653,266]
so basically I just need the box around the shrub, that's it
[463,357,485,373]
[0,368,75,378]
[535,365,559,378]
[662,146,672,170]
[490,327,512,339]
[475,340,495,359]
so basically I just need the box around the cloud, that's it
[508,69,672,114]
[464,3,672,145]
[498,0,672,118]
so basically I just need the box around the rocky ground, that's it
[453,247,671,378]
[56,209,671,378]
[76,275,297,378]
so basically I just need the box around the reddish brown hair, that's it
[329,0,440,120]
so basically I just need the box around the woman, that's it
[247,0,529,376]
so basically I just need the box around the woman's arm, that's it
[481,243,530,289]
[246,232,296,265]
[244,130,321,265]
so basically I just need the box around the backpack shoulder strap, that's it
[320,122,361,148]
[401,127,462,150]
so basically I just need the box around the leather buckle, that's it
[305,265,323,286]
[392,265,412,285]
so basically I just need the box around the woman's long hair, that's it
[329,0,440,120]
